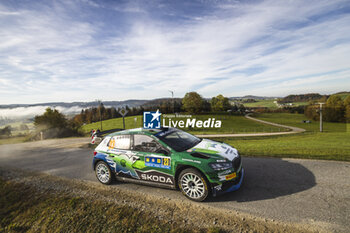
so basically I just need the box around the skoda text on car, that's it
[92,127,244,201]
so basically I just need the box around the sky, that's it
[0,0,350,104]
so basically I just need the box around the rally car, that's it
[92,127,243,201]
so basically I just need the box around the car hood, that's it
[189,139,239,161]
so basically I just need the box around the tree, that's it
[182,92,204,114]
[19,124,29,131]
[202,99,211,112]
[344,95,350,122]
[304,104,319,121]
[324,95,345,122]
[111,108,118,118]
[0,126,11,137]
[73,114,83,126]
[211,94,231,112]
[34,108,67,129]
[33,108,81,139]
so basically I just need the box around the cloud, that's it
[0,0,349,104]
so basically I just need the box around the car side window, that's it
[133,134,165,154]
[108,135,130,150]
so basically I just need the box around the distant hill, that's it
[143,98,182,107]
[0,99,148,109]
[279,93,328,103]
[0,100,149,124]
[229,95,279,100]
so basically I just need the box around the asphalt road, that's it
[0,138,349,232]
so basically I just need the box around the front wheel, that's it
[95,161,113,185]
[178,168,209,202]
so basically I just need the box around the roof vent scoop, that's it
[191,152,210,159]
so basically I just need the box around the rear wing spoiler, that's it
[91,128,124,144]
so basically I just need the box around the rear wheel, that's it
[178,168,209,202]
[95,161,113,185]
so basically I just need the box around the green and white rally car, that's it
[92,127,243,201]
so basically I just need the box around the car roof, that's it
[107,127,174,137]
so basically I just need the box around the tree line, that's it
[278,93,328,103]
[28,92,243,139]
[70,92,245,127]
[305,95,350,122]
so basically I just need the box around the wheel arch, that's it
[92,152,109,170]
[92,158,103,170]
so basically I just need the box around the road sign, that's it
[119,108,128,129]
[119,108,128,117]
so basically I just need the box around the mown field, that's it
[222,113,350,161]
[242,99,308,108]
[254,113,347,132]
[242,99,279,108]
[81,114,286,135]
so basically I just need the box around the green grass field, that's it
[254,113,347,132]
[242,99,308,108]
[221,113,350,161]
[81,114,286,135]
[242,99,278,108]
[81,115,143,133]
[223,132,350,161]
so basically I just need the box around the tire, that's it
[178,168,209,202]
[95,161,114,185]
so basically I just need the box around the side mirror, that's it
[157,149,170,156]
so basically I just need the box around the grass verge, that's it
[222,132,350,161]
[0,168,317,233]
[0,136,27,145]
[0,177,221,233]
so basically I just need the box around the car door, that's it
[106,134,140,179]
[131,134,175,186]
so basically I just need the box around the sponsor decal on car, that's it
[182,158,201,164]
[145,155,171,169]
[135,170,174,185]
[225,172,237,180]
[218,169,233,176]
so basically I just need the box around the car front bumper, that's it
[211,168,244,197]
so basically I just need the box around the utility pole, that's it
[168,90,174,113]
[318,103,325,132]
[96,99,103,131]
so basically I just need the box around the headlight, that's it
[209,162,232,171]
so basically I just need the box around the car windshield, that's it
[155,128,202,152]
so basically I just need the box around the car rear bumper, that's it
[211,168,244,197]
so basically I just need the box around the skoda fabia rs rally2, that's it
[92,127,244,201]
